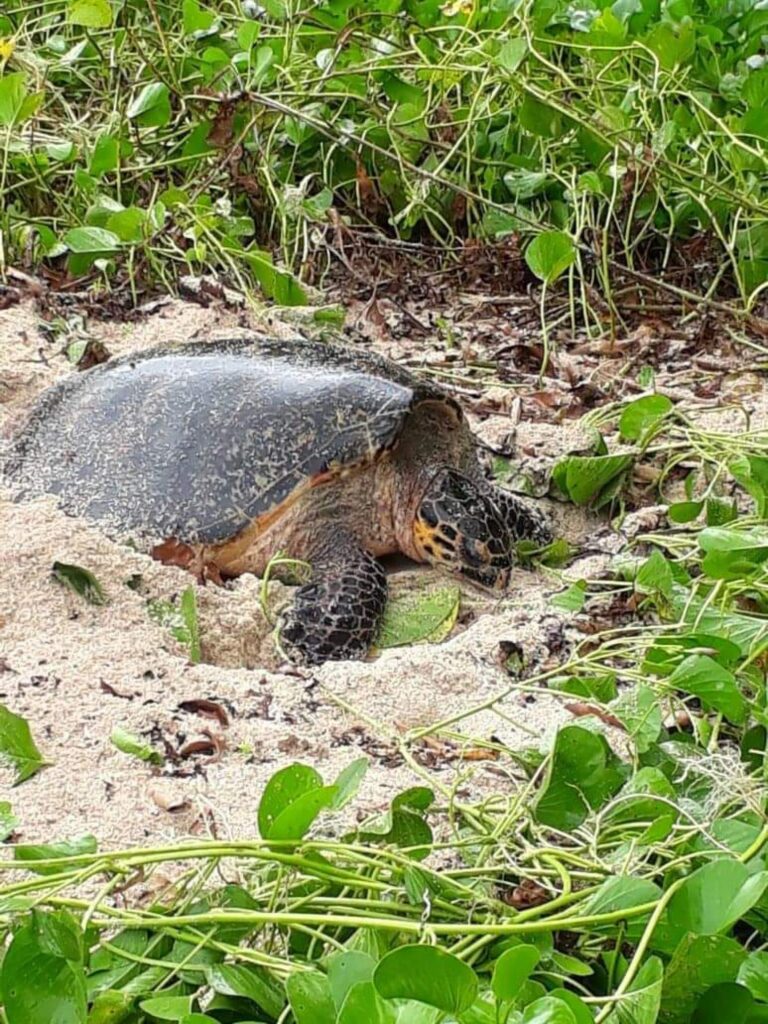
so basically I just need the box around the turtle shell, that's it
[4,333,457,545]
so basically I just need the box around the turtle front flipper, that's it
[277,534,388,666]
[489,486,553,547]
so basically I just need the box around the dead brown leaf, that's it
[178,728,226,762]
[458,747,500,762]
[76,338,111,371]
[208,100,237,148]
[100,680,135,700]
[356,161,378,212]
[565,701,625,730]
[501,878,551,909]
[178,698,230,727]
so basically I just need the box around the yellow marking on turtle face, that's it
[413,520,452,565]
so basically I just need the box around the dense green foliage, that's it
[1,0,768,308]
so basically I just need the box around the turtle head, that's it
[413,469,513,590]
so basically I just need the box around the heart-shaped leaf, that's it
[374,945,478,1013]
[525,231,576,283]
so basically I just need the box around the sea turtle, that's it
[3,334,552,665]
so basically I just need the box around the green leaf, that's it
[645,21,696,68]
[525,231,576,283]
[0,72,43,126]
[0,923,87,1024]
[87,990,135,1023]
[496,37,528,71]
[206,963,285,1018]
[642,631,741,677]
[0,800,17,840]
[582,877,661,919]
[330,757,369,810]
[46,141,76,162]
[52,561,108,604]
[492,945,541,1002]
[110,726,163,765]
[670,584,768,657]
[149,587,201,661]
[62,229,121,257]
[535,726,627,830]
[661,934,747,1024]
[503,170,551,199]
[179,586,201,663]
[338,981,395,1024]
[557,674,617,702]
[0,72,26,125]
[697,526,768,580]
[737,951,768,1002]
[550,952,592,976]
[668,501,703,524]
[106,207,146,243]
[741,258,768,294]
[374,946,478,1014]
[138,996,192,1020]
[520,996,577,1023]
[327,952,376,1010]
[252,44,275,84]
[258,763,322,836]
[239,247,307,306]
[286,970,336,1024]
[619,394,673,441]
[667,654,746,723]
[14,835,97,875]
[126,81,166,118]
[519,94,562,138]
[0,704,48,784]
[556,454,634,507]
[182,0,215,33]
[605,767,676,836]
[546,990,594,1024]
[273,786,339,841]
[729,455,768,517]
[377,586,460,648]
[67,0,113,27]
[610,684,663,754]
[89,134,120,176]
[692,983,755,1023]
[31,909,84,962]
[126,81,170,127]
[705,497,737,527]
[604,957,663,1023]
[357,787,434,859]
[257,763,338,841]
[550,580,587,612]
[635,549,674,598]
[668,860,768,934]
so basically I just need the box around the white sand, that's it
[0,298,592,849]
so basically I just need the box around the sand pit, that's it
[0,297,593,849]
